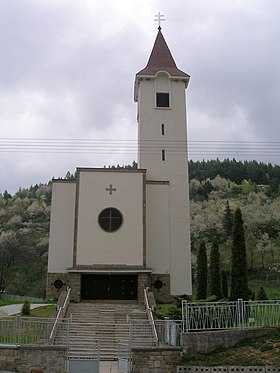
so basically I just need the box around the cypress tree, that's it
[221,270,228,299]
[229,208,248,300]
[196,242,208,300]
[223,200,233,237]
[208,242,221,299]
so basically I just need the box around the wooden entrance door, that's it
[81,274,138,300]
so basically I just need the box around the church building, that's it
[46,25,192,304]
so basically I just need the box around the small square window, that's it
[156,93,169,108]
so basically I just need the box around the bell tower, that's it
[134,24,192,297]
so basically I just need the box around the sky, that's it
[1,0,280,194]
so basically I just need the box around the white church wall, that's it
[48,181,76,273]
[146,183,170,273]
[75,170,144,266]
[137,75,192,296]
[169,181,192,295]
[138,77,188,181]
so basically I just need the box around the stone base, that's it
[138,273,150,304]
[46,273,69,300]
[131,346,182,373]
[0,345,66,373]
[150,274,171,303]
[47,271,153,304]
[68,273,81,302]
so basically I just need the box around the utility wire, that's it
[1,138,280,157]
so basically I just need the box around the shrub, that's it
[21,300,31,316]
[256,286,268,300]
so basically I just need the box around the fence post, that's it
[182,300,188,333]
[13,317,17,345]
[128,320,132,373]
[15,315,20,345]
[237,299,244,329]
[164,317,168,344]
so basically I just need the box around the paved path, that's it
[0,304,49,316]
[100,361,119,373]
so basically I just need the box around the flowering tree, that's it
[0,230,18,291]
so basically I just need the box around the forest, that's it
[0,159,280,298]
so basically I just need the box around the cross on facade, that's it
[154,12,165,29]
[105,184,116,195]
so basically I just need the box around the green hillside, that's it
[1,160,280,298]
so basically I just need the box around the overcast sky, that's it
[1,0,280,194]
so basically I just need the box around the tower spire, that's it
[135,27,189,78]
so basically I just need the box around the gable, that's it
[74,169,146,267]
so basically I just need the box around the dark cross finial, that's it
[154,12,165,30]
[105,184,116,195]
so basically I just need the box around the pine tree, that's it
[221,270,228,299]
[229,208,248,300]
[196,242,208,300]
[208,242,221,299]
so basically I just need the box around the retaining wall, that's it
[131,346,182,373]
[177,367,280,373]
[0,344,66,373]
[181,328,276,356]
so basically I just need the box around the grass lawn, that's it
[249,281,280,299]
[182,331,280,366]
[0,300,23,307]
[0,300,56,317]
[30,304,56,318]
[0,304,56,344]
[192,281,280,300]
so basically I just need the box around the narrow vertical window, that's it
[161,124,165,135]
[161,149,165,161]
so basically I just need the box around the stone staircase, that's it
[54,302,155,360]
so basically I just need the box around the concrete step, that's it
[54,301,155,360]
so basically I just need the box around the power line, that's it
[1,138,280,158]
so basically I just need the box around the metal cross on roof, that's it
[154,12,165,30]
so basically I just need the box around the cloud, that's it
[0,0,279,193]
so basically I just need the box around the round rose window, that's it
[98,208,123,232]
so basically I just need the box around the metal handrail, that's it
[49,287,71,341]
[144,287,159,345]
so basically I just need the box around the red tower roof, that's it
[136,28,189,78]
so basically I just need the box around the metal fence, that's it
[118,339,131,373]
[0,316,69,345]
[182,299,280,332]
[0,293,44,303]
[129,319,182,347]
[155,319,182,347]
[67,338,100,373]
[118,319,182,372]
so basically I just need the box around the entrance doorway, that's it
[81,274,138,301]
